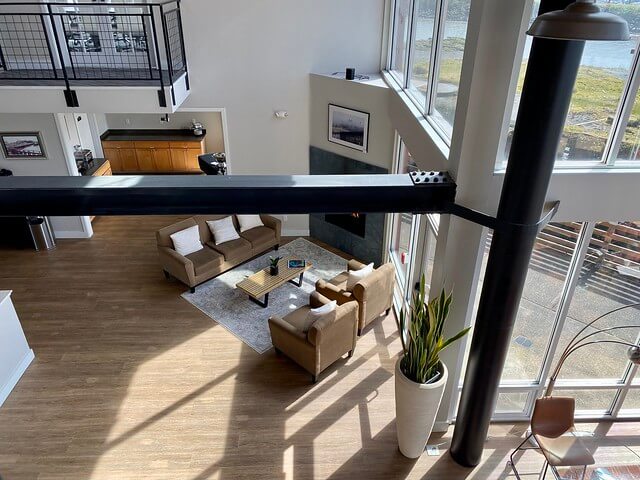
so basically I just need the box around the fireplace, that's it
[309,146,387,264]
[325,213,366,238]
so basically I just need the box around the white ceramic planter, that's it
[395,357,448,458]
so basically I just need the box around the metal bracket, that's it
[63,89,79,108]
[157,90,167,108]
[410,170,453,185]
[448,200,560,233]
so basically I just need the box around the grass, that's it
[409,38,640,159]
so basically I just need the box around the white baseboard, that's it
[53,230,92,239]
[0,349,34,407]
[282,229,310,237]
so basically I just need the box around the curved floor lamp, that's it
[509,303,640,480]
[546,302,640,397]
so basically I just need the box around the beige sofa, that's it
[315,260,394,335]
[157,214,281,292]
[269,291,359,383]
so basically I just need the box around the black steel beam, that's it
[450,0,584,468]
[0,174,456,216]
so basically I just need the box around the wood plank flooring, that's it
[0,216,638,479]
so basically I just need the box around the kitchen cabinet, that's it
[101,133,205,173]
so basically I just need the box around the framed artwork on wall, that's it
[328,104,369,153]
[0,133,47,159]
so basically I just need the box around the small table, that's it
[236,256,312,308]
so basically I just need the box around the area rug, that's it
[181,238,347,353]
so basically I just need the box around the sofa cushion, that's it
[282,306,312,332]
[186,247,224,276]
[327,271,349,290]
[207,216,241,245]
[346,262,374,291]
[208,237,252,262]
[170,225,203,256]
[237,214,264,233]
[240,226,276,248]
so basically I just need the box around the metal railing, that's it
[0,1,188,107]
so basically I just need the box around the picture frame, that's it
[328,104,369,153]
[0,132,47,159]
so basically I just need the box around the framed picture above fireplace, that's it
[328,104,369,153]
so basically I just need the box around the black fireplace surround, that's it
[309,146,387,264]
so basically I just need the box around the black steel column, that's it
[450,0,585,467]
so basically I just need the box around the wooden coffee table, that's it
[236,256,312,308]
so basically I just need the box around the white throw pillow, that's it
[170,225,203,256]
[301,300,337,332]
[346,262,374,291]
[236,214,264,233]
[207,216,241,245]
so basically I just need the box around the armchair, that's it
[315,259,394,335]
[268,291,359,383]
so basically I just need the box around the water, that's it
[416,19,637,72]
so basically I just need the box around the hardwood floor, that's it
[0,216,638,479]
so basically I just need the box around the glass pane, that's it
[607,4,640,163]
[495,392,529,414]
[505,2,637,166]
[422,221,438,295]
[621,388,640,412]
[501,223,578,382]
[408,0,437,110]
[391,0,413,84]
[390,143,417,284]
[433,0,471,132]
[391,213,413,282]
[553,222,640,381]
[552,389,617,413]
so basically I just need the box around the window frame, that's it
[386,0,467,145]
[451,221,640,423]
[497,2,640,171]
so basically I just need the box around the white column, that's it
[0,291,35,407]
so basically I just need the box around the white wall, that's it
[104,112,225,153]
[0,113,88,237]
[180,0,386,232]
[310,73,395,171]
[0,291,34,407]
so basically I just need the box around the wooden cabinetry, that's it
[101,138,205,173]
[90,160,112,222]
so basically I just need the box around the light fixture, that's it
[527,0,630,41]
[544,303,640,396]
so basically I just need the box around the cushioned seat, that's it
[536,432,595,467]
[315,260,394,334]
[240,226,277,248]
[186,247,224,276]
[208,237,252,262]
[326,271,349,289]
[268,292,359,383]
[281,305,312,331]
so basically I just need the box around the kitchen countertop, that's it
[101,129,206,142]
[80,157,107,176]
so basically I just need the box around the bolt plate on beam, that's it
[410,170,452,185]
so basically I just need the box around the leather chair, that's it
[268,292,359,383]
[508,396,595,480]
[315,260,394,335]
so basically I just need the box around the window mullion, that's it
[426,0,447,115]
[532,222,596,400]
[405,0,419,90]
[603,37,640,166]
[610,329,640,417]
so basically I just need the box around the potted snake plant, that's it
[395,275,470,458]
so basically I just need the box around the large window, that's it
[503,1,640,169]
[388,0,471,139]
[457,221,640,421]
